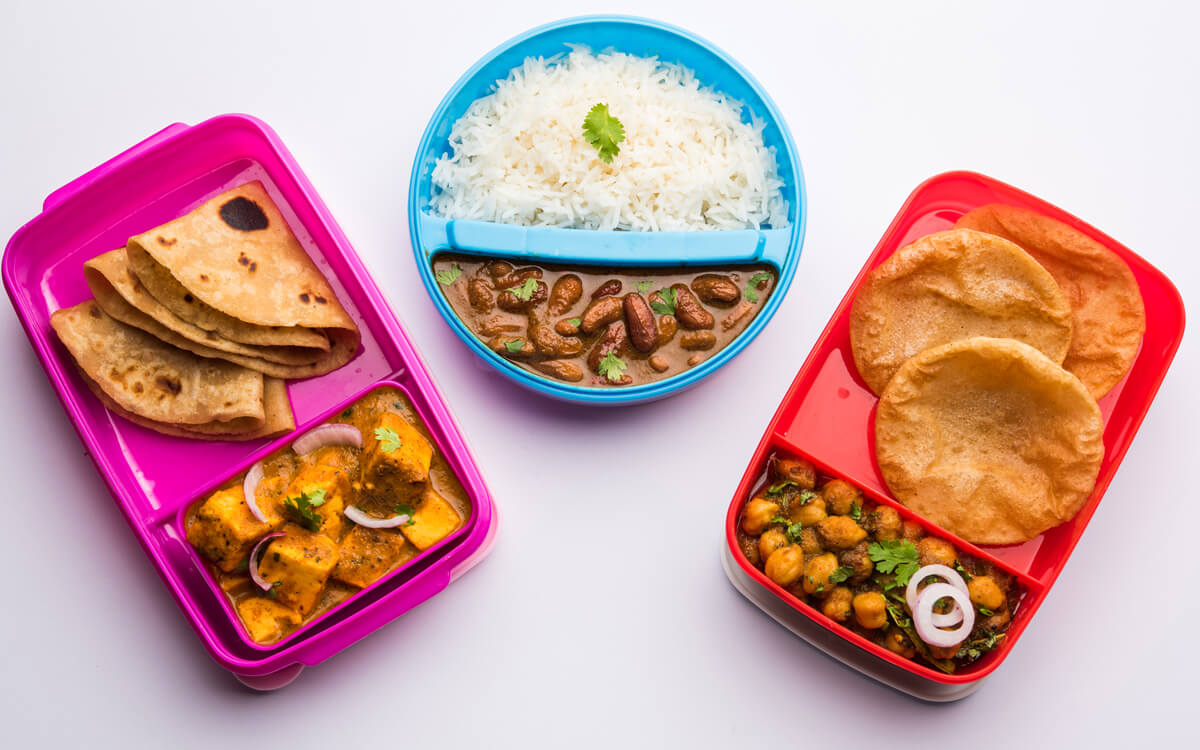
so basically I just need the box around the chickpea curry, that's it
[736,452,1022,673]
[185,386,470,645]
[432,254,777,387]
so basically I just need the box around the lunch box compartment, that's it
[723,171,1185,698]
[728,440,1043,686]
[408,15,807,404]
[3,115,498,688]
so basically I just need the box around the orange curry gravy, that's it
[185,386,470,645]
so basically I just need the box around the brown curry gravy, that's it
[433,253,777,387]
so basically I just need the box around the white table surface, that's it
[2,0,1197,746]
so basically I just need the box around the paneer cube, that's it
[361,412,433,505]
[282,463,349,541]
[332,526,415,588]
[256,526,339,614]
[401,488,462,551]
[237,597,302,644]
[187,485,279,572]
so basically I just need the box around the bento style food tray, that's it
[409,15,806,404]
[723,171,1185,701]
[2,114,497,689]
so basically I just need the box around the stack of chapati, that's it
[849,214,1145,545]
[51,181,360,441]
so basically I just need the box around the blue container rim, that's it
[408,14,807,405]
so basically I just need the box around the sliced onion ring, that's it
[906,564,969,627]
[249,532,286,592]
[914,582,975,648]
[293,423,362,456]
[344,504,411,529]
[243,461,268,523]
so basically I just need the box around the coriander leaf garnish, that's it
[504,338,526,354]
[374,426,403,453]
[283,489,327,532]
[784,522,804,545]
[744,271,771,303]
[954,561,974,581]
[568,317,582,328]
[392,503,417,527]
[829,566,855,584]
[849,502,862,521]
[582,102,625,164]
[650,287,677,316]
[635,280,654,295]
[508,277,539,301]
[597,352,627,382]
[765,480,798,497]
[434,264,462,285]
[867,539,921,587]
[977,606,994,616]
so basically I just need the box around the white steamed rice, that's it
[429,47,789,232]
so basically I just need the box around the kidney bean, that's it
[720,300,755,331]
[680,331,717,351]
[533,359,584,382]
[587,320,629,372]
[468,279,494,312]
[479,317,523,336]
[687,353,705,367]
[494,267,543,289]
[672,284,714,330]
[548,274,584,316]
[691,274,740,305]
[656,315,677,347]
[529,321,584,357]
[648,355,670,372]
[488,335,534,358]
[623,293,657,353]
[483,260,514,278]
[554,318,581,336]
[580,296,623,333]
[591,279,622,300]
[497,281,548,312]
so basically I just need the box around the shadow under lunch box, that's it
[2,114,498,690]
[722,171,1186,701]
[409,15,806,405]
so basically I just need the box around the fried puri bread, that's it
[849,229,1073,394]
[955,204,1145,398]
[875,337,1104,545]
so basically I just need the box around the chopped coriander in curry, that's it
[736,451,1023,673]
[185,386,471,646]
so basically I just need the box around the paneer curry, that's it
[736,451,1023,673]
[186,386,470,645]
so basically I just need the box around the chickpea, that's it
[741,497,780,536]
[901,520,924,542]
[799,526,823,556]
[817,515,868,549]
[822,586,854,622]
[802,552,839,595]
[770,456,816,489]
[758,527,788,564]
[822,479,863,516]
[838,541,875,582]
[853,591,888,629]
[764,546,805,587]
[917,537,957,567]
[789,496,827,526]
[883,628,915,658]
[870,506,903,541]
[967,575,1006,611]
